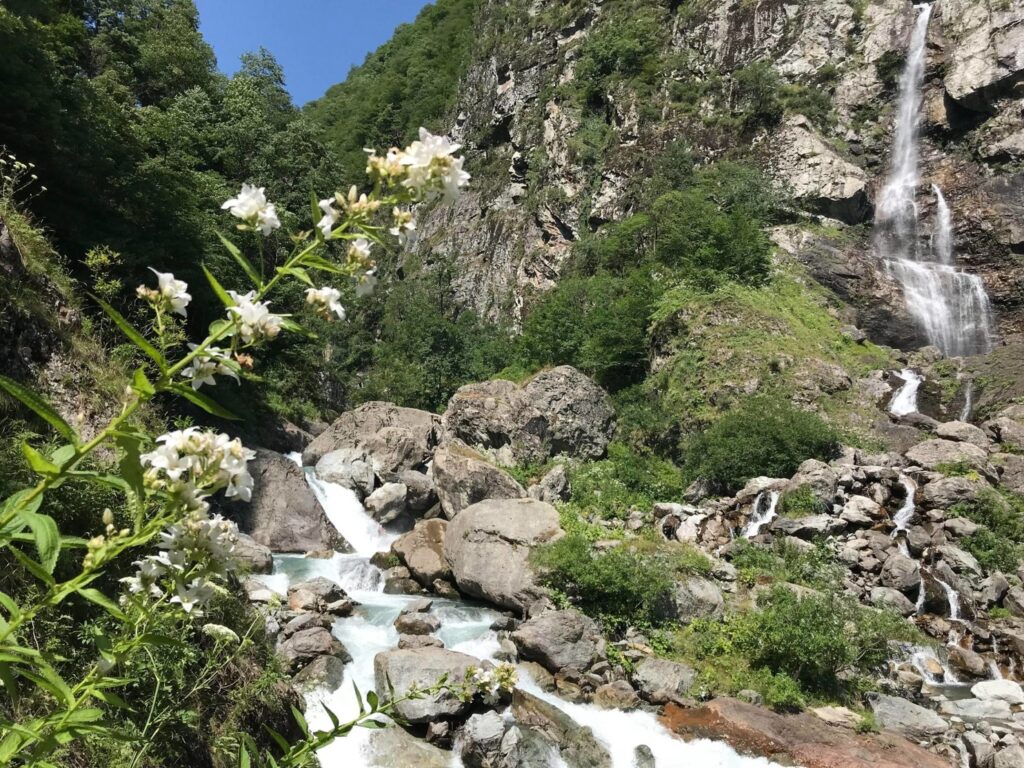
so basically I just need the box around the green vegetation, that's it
[949,489,1024,572]
[778,485,826,518]
[683,396,841,494]
[729,539,845,591]
[307,0,481,181]
[680,586,921,707]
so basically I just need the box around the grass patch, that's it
[949,489,1024,572]
[729,539,844,591]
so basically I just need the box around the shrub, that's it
[950,490,1024,573]
[729,539,843,590]
[683,396,841,494]
[778,485,825,518]
[564,442,687,520]
[532,533,675,631]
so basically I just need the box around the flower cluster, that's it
[141,427,256,507]
[365,128,470,205]
[455,663,518,704]
[389,207,416,246]
[227,290,285,344]
[182,344,238,390]
[137,269,191,317]
[221,184,281,235]
[121,510,238,615]
[305,286,345,321]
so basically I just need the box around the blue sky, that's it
[195,1,432,106]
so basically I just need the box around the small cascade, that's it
[305,471,398,556]
[891,475,917,534]
[910,646,959,684]
[938,578,962,622]
[874,4,995,357]
[960,379,974,422]
[741,490,780,539]
[889,368,923,416]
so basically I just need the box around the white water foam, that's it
[741,490,780,539]
[889,368,923,416]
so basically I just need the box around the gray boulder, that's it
[939,697,1014,724]
[315,448,375,498]
[905,439,990,474]
[919,476,989,510]
[630,657,697,702]
[996,746,1024,768]
[592,680,640,710]
[656,577,725,623]
[935,421,991,449]
[771,514,847,539]
[394,612,440,636]
[528,464,570,503]
[445,498,563,614]
[458,711,506,768]
[785,459,839,506]
[394,518,451,586]
[235,449,343,553]
[441,379,550,466]
[511,610,603,673]
[521,366,615,461]
[880,553,921,593]
[984,416,1024,452]
[233,532,273,574]
[292,654,347,690]
[373,648,481,724]
[400,469,438,512]
[867,693,948,740]
[302,401,440,474]
[994,453,1024,494]
[432,441,526,519]
[365,482,407,524]
[287,577,354,615]
[869,586,917,617]
[942,0,1024,111]
[511,689,611,768]
[277,626,350,673]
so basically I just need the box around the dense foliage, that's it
[950,490,1024,572]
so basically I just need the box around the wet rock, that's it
[633,744,656,768]
[234,449,343,553]
[458,710,506,768]
[867,693,948,741]
[365,482,407,524]
[980,572,1010,606]
[630,657,697,702]
[512,609,603,673]
[841,495,882,525]
[291,654,347,690]
[394,612,440,635]
[393,518,451,586]
[277,626,350,673]
[398,634,445,650]
[869,586,917,616]
[432,440,526,519]
[949,646,988,678]
[511,689,612,768]
[315,448,375,498]
[400,469,437,512]
[373,647,481,724]
[365,723,453,768]
[287,577,353,614]
[302,401,440,473]
[592,680,640,710]
[445,498,563,614]
[233,532,273,574]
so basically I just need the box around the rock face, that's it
[302,402,440,474]
[445,498,563,614]
[441,367,614,466]
[661,698,950,768]
[941,0,1024,112]
[373,648,480,724]
[768,115,869,224]
[511,610,603,673]
[233,449,342,553]
[432,441,527,519]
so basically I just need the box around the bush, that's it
[778,485,826,518]
[684,586,919,701]
[532,533,675,631]
[729,539,843,590]
[950,490,1024,573]
[683,396,841,494]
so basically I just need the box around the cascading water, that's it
[256,466,785,768]
[889,368,923,416]
[741,490,779,539]
[875,3,995,357]
[959,379,974,422]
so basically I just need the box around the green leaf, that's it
[22,441,58,477]
[352,681,365,715]
[202,264,236,309]
[0,374,79,445]
[290,705,308,737]
[79,588,126,621]
[366,690,379,710]
[113,432,145,505]
[239,745,251,768]
[302,253,344,275]
[310,191,321,234]
[91,295,166,371]
[131,367,156,397]
[279,317,315,338]
[10,546,55,586]
[324,704,340,729]
[279,265,314,287]
[24,512,60,573]
[356,719,388,730]
[19,662,73,705]
[171,385,240,420]
[50,444,76,467]
[0,664,18,709]
[89,689,130,709]
[217,232,262,288]
[262,725,290,753]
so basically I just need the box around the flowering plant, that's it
[0,130,469,766]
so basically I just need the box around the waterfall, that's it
[960,379,974,422]
[937,578,962,622]
[741,490,780,539]
[889,368,923,416]
[891,475,917,539]
[874,4,995,357]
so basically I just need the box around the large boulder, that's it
[880,553,921,593]
[934,420,991,449]
[233,532,273,574]
[277,626,350,673]
[511,689,612,768]
[364,482,407,524]
[521,366,616,461]
[993,453,1024,494]
[432,441,526,519]
[511,610,603,673]
[458,711,507,768]
[983,416,1024,452]
[441,367,614,466]
[393,519,451,586]
[919,475,989,509]
[656,577,725,623]
[631,657,697,702]
[905,439,990,474]
[785,459,839,507]
[315,448,375,498]
[373,648,480,724]
[445,498,563,614]
[867,693,948,741]
[302,402,440,475]
[233,449,343,553]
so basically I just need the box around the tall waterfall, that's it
[875,3,994,357]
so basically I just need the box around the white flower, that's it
[399,128,471,203]
[146,268,191,317]
[355,270,378,298]
[347,238,373,264]
[389,207,416,245]
[317,197,339,238]
[227,290,284,343]
[221,184,281,235]
[305,286,346,321]
[170,577,217,615]
[439,156,471,204]
[202,623,240,644]
[182,345,238,390]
